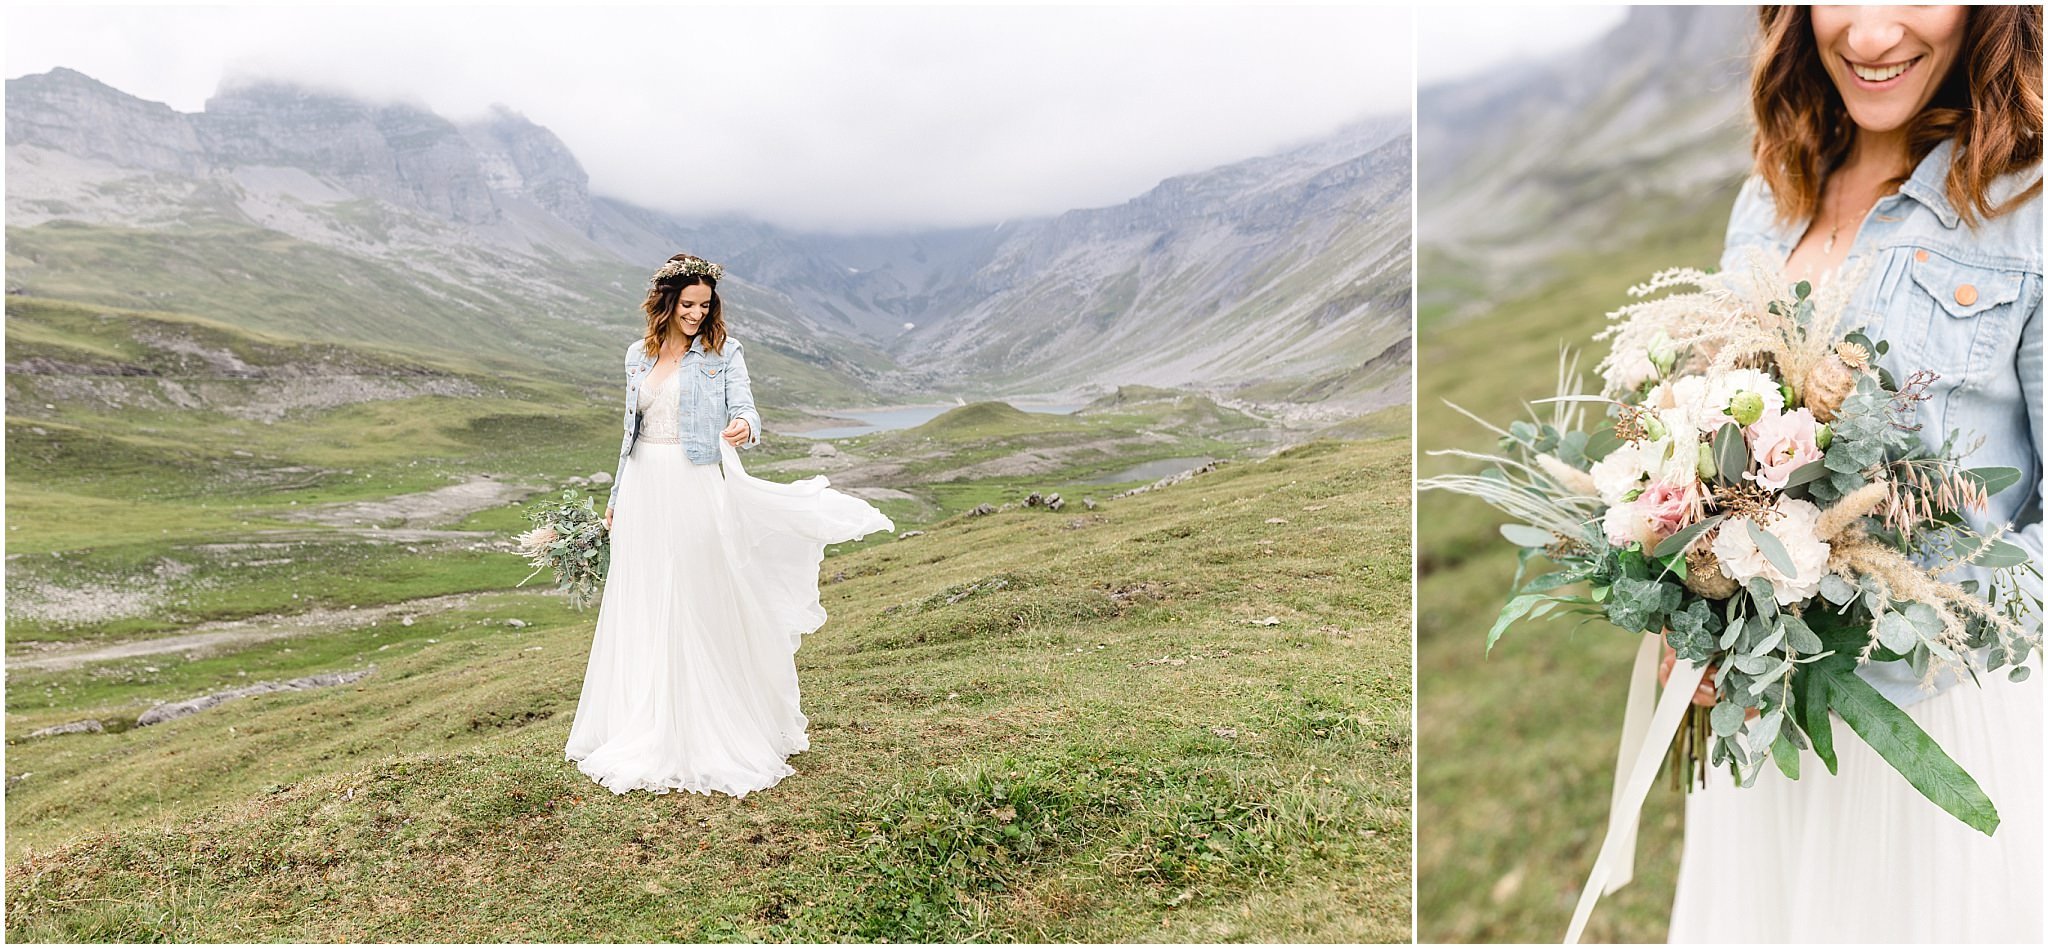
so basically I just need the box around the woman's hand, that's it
[1659,638,1720,708]
[1659,638,1761,719]
[721,418,751,446]
[604,506,614,531]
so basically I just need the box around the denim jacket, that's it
[606,335,763,511]
[1721,138,2043,707]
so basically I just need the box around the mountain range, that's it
[7,67,1411,414]
[1417,4,1753,321]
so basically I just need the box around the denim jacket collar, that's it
[1747,138,1963,253]
[631,334,714,370]
[1895,137,1961,230]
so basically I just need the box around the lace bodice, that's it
[636,367,682,443]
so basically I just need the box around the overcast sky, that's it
[8,4,1412,233]
[1415,5,1625,87]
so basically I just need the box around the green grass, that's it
[1415,189,1738,943]
[4,294,1297,658]
[6,438,1413,942]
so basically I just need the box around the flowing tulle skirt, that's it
[1667,671,2044,942]
[563,440,893,797]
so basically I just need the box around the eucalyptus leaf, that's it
[1500,524,1555,548]
[1875,612,1919,653]
[1744,518,1799,579]
[1710,701,1745,737]
[1747,660,1794,693]
[1753,623,1787,657]
[1782,459,1829,488]
[1961,466,2022,496]
[1903,602,1944,637]
[1712,423,1748,486]
[1818,575,1858,606]
[1781,614,1824,654]
[1652,514,1726,559]
[1969,539,2031,569]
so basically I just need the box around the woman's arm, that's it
[606,341,638,522]
[723,342,763,449]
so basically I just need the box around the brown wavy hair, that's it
[1750,5,2043,227]
[641,253,726,358]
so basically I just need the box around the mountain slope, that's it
[4,68,895,405]
[899,121,1412,406]
[1417,5,1752,321]
[9,67,1409,410]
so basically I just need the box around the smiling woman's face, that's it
[674,284,713,335]
[1810,5,1969,136]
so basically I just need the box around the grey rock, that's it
[29,719,104,738]
[137,667,376,726]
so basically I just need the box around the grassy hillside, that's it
[6,295,1300,658]
[1415,191,1738,943]
[5,437,1412,943]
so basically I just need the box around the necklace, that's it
[1823,195,1878,255]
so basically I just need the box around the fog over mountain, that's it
[5,4,1408,233]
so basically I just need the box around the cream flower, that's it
[1590,442,1652,505]
[1668,369,1786,435]
[1710,498,1832,605]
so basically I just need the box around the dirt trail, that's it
[278,476,537,529]
[9,592,480,672]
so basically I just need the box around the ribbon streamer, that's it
[1563,635,1706,944]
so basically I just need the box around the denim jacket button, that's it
[1954,284,1978,307]
[1914,249,1930,263]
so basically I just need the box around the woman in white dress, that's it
[564,253,894,797]
[1664,6,2043,942]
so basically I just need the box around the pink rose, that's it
[1603,480,1696,548]
[1638,480,1694,538]
[1746,407,1823,491]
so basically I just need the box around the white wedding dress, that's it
[1666,670,2044,942]
[563,367,893,797]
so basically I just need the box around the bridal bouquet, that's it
[513,489,610,610]
[1422,251,2041,836]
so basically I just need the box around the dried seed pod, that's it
[1803,352,1861,423]
[1684,545,1739,599]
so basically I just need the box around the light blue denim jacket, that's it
[606,335,763,511]
[1721,138,2043,707]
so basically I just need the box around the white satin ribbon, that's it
[1563,635,1706,944]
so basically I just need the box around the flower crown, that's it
[649,256,724,288]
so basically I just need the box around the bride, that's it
[563,253,894,797]
[1664,6,2042,942]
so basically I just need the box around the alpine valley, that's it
[4,67,1414,941]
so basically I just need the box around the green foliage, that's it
[7,437,1413,943]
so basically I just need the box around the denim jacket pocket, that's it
[1895,247,2032,419]
[1909,251,2025,319]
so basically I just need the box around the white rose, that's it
[1590,442,1651,505]
[1710,498,1832,605]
